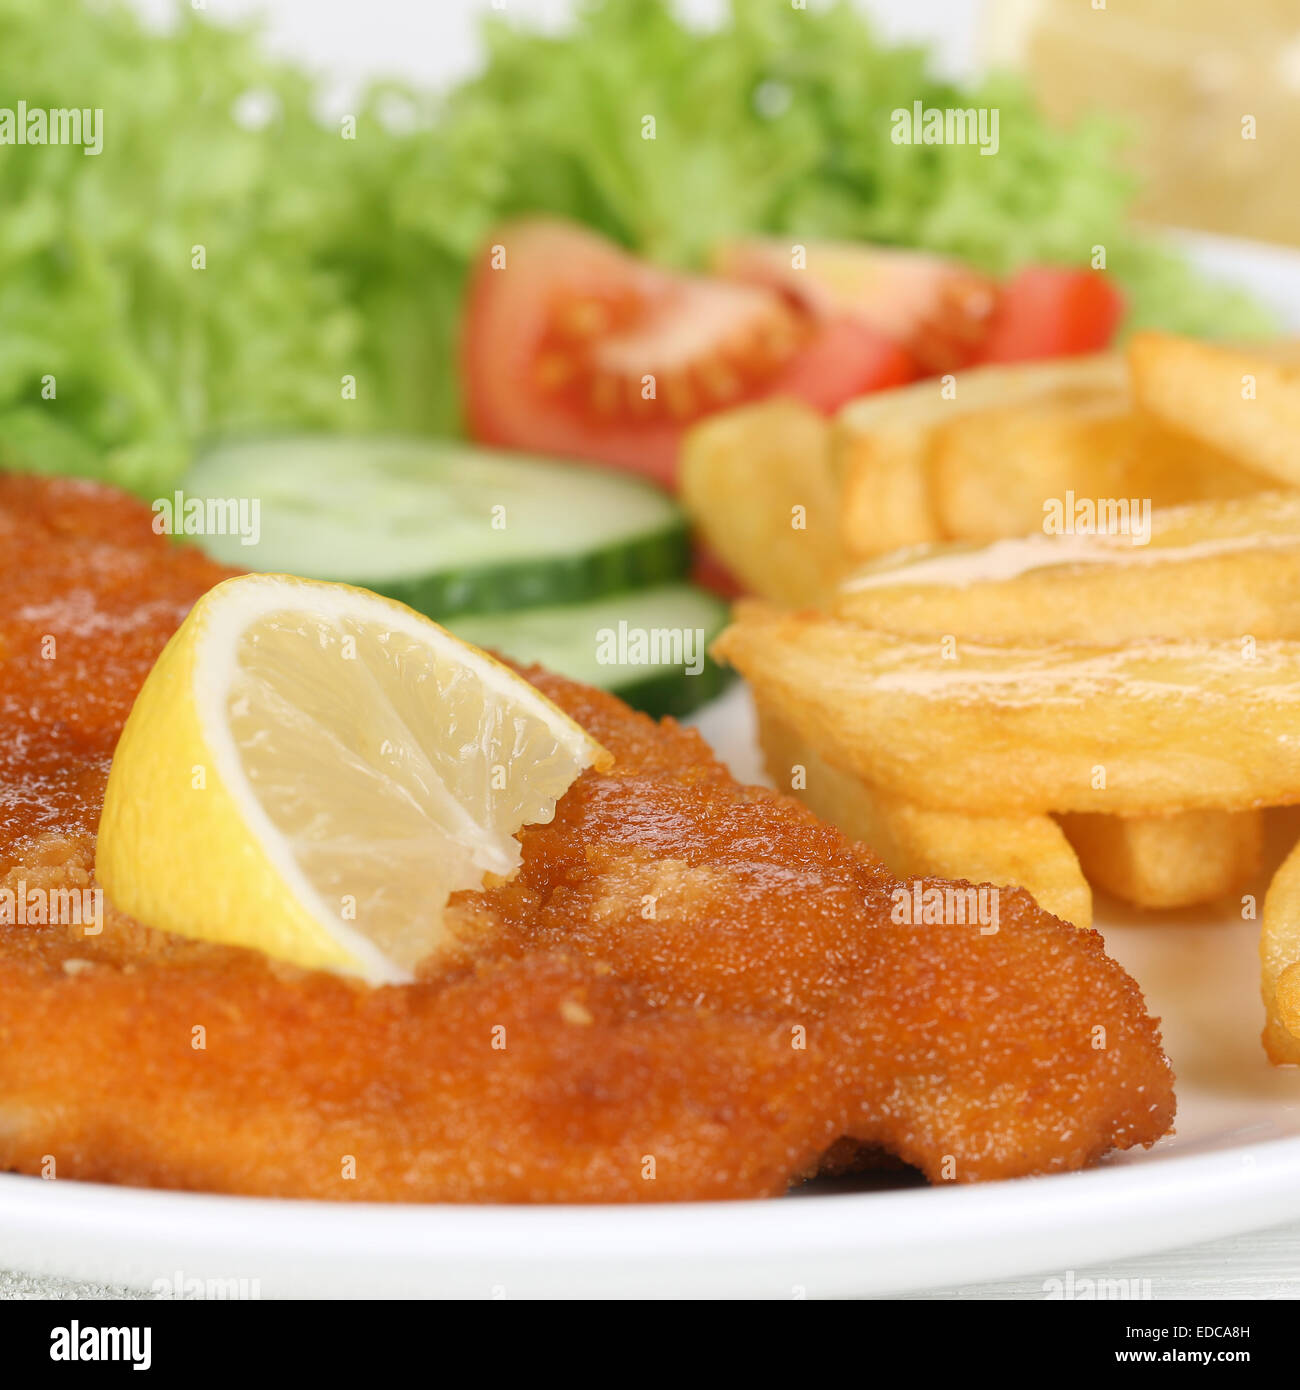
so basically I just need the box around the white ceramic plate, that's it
[5,232,1300,1299]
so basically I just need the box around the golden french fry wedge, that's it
[758,709,1091,927]
[1058,809,1263,911]
[832,354,1126,559]
[930,403,1124,542]
[679,398,842,605]
[831,409,943,560]
[1260,836,1300,1063]
[835,491,1300,642]
[1130,332,1300,488]
[714,603,1300,816]
[929,407,1261,543]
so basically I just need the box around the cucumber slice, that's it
[450,585,736,719]
[181,436,689,617]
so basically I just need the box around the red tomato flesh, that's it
[975,268,1125,364]
[462,219,918,487]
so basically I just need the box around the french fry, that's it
[765,683,1248,918]
[929,406,1260,543]
[679,398,842,605]
[758,709,1092,927]
[1130,332,1300,488]
[1260,836,1300,1064]
[1058,809,1262,911]
[833,355,1127,558]
[831,409,943,560]
[714,603,1300,816]
[834,491,1300,642]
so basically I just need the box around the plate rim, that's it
[4,1133,1300,1297]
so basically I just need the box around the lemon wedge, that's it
[96,574,609,983]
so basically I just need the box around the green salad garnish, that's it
[0,0,1273,497]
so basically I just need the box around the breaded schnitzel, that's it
[0,475,1175,1200]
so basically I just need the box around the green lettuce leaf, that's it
[0,0,1273,497]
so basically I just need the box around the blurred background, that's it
[987,0,1300,246]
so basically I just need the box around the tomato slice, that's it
[713,238,998,375]
[461,219,918,488]
[767,316,916,409]
[974,268,1125,364]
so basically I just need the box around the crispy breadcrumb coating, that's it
[0,476,1174,1200]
